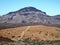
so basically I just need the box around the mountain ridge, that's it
[0,7,60,27]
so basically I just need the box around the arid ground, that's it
[0,25,60,41]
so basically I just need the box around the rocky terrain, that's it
[0,7,60,27]
[0,38,60,45]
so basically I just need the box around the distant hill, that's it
[0,7,60,27]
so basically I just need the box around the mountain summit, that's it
[18,7,42,12]
[0,7,60,27]
[7,7,46,16]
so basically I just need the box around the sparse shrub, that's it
[45,34,47,36]
[39,31,42,34]
[51,33,54,37]
[32,34,33,36]
[8,32,10,34]
[12,36,15,38]
[55,35,59,38]
[18,36,20,37]
[56,29,60,32]
[45,32,48,36]
[27,30,30,31]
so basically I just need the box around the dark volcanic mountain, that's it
[0,7,60,27]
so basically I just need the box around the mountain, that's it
[0,7,60,27]
[0,7,60,45]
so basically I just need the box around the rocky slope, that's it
[0,7,60,26]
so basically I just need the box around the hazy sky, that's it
[0,0,60,16]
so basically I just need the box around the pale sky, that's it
[0,0,60,16]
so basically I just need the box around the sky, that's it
[0,0,60,16]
